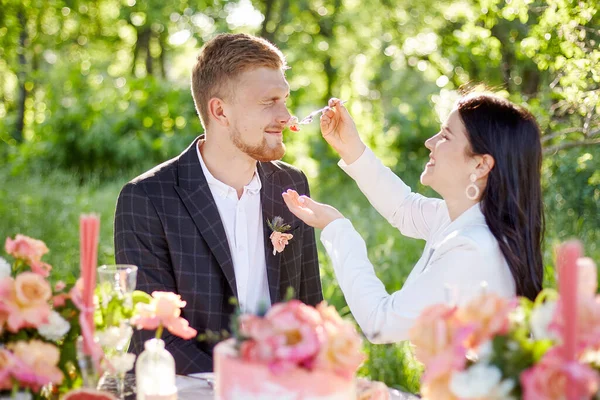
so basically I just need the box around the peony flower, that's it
[38,310,71,341]
[0,273,52,332]
[8,340,64,391]
[270,231,293,255]
[314,317,365,379]
[409,303,472,383]
[131,291,197,340]
[450,363,515,400]
[530,300,558,341]
[521,351,600,400]
[456,292,515,348]
[0,257,10,279]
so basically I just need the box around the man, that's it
[114,33,322,374]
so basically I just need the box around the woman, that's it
[283,93,544,343]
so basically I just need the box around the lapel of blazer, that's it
[174,136,237,298]
[257,162,283,304]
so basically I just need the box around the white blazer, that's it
[320,147,516,343]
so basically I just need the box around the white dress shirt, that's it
[197,145,271,314]
[320,147,515,343]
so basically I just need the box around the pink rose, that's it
[131,291,197,340]
[153,292,186,321]
[408,304,471,383]
[456,292,515,347]
[0,348,18,391]
[521,352,600,400]
[5,235,48,262]
[4,235,51,276]
[356,378,390,400]
[239,314,277,341]
[0,273,52,332]
[314,318,365,379]
[8,340,64,391]
[270,231,293,255]
[52,293,70,308]
[54,281,66,292]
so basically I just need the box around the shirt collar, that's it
[196,141,262,198]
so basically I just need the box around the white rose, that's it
[450,363,515,400]
[106,352,136,374]
[0,256,11,279]
[530,300,558,340]
[96,324,133,350]
[38,311,71,341]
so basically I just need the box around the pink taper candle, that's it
[80,214,100,355]
[557,240,582,400]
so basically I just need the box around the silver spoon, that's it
[297,99,348,125]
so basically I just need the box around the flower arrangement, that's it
[408,241,600,400]
[267,216,293,255]
[0,235,85,397]
[231,299,365,379]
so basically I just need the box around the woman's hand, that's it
[320,98,366,165]
[282,189,344,230]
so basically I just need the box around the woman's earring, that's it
[466,173,480,200]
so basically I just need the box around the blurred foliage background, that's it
[1,0,599,392]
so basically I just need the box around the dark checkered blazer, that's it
[114,136,322,374]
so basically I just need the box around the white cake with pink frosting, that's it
[213,300,388,400]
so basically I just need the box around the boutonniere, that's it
[267,216,294,255]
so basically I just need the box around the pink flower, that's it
[0,348,18,391]
[5,235,48,262]
[8,340,64,392]
[521,352,600,400]
[270,231,293,255]
[356,378,390,400]
[131,291,197,340]
[0,273,52,332]
[456,292,515,347]
[258,300,323,368]
[54,281,66,292]
[5,235,51,276]
[408,304,472,383]
[29,260,52,277]
[314,317,365,379]
[52,293,70,308]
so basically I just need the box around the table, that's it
[176,373,420,399]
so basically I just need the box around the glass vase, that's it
[135,339,177,400]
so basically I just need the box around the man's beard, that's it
[231,127,285,162]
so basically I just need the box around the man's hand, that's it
[282,189,344,230]
[320,98,366,165]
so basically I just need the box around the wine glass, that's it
[96,264,138,399]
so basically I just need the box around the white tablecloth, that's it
[176,374,420,400]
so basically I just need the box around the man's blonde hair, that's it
[191,33,287,128]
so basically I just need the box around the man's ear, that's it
[475,154,495,179]
[208,97,229,127]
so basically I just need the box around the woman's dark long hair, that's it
[457,93,544,301]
